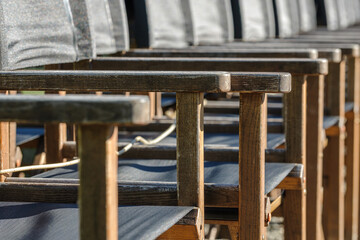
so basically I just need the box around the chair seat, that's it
[0,202,193,240]
[119,131,285,150]
[34,160,296,194]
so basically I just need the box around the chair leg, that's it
[283,75,307,240]
[239,93,266,240]
[306,75,325,240]
[176,92,205,239]
[323,61,346,240]
[78,124,118,240]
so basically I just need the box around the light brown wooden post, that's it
[78,125,118,240]
[306,75,325,240]
[323,61,346,240]
[239,93,266,240]
[176,93,204,239]
[0,122,9,182]
[8,91,17,172]
[345,56,360,240]
[44,64,67,164]
[283,75,307,240]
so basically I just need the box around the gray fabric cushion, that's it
[35,160,294,194]
[86,0,117,54]
[0,202,193,240]
[274,0,299,38]
[107,0,130,51]
[323,0,340,30]
[297,0,317,32]
[187,0,234,45]
[0,0,93,70]
[134,0,189,48]
[237,0,269,40]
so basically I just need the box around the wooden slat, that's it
[176,93,204,239]
[0,122,9,182]
[306,75,325,240]
[323,61,346,240]
[345,56,360,240]
[2,175,301,208]
[0,71,230,93]
[0,95,150,124]
[92,57,328,75]
[78,125,118,240]
[283,75,307,240]
[239,93,266,239]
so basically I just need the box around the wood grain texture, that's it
[239,93,266,240]
[231,72,291,93]
[45,123,66,164]
[323,61,346,240]
[345,57,360,240]
[124,48,319,59]
[306,75,325,240]
[0,70,230,93]
[176,93,204,239]
[92,57,328,75]
[78,125,118,240]
[283,75,307,240]
[0,95,150,124]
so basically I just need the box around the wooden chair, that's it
[0,1,296,239]
[122,1,359,239]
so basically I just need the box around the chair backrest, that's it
[317,0,356,30]
[86,0,117,54]
[272,0,300,38]
[233,0,276,41]
[107,0,130,51]
[186,0,234,45]
[0,0,95,70]
[133,0,190,48]
[297,0,317,33]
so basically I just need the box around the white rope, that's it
[0,121,176,175]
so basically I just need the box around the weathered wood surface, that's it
[283,75,307,240]
[2,172,302,207]
[239,93,266,239]
[176,93,204,239]
[0,70,231,93]
[0,95,150,124]
[306,75,325,240]
[231,73,291,93]
[92,57,328,75]
[323,61,346,240]
[78,125,118,240]
[345,57,360,240]
[124,48,319,59]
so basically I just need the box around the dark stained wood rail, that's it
[91,57,328,76]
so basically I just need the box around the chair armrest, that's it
[123,48,319,59]
[0,94,150,125]
[92,57,328,76]
[0,71,230,93]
